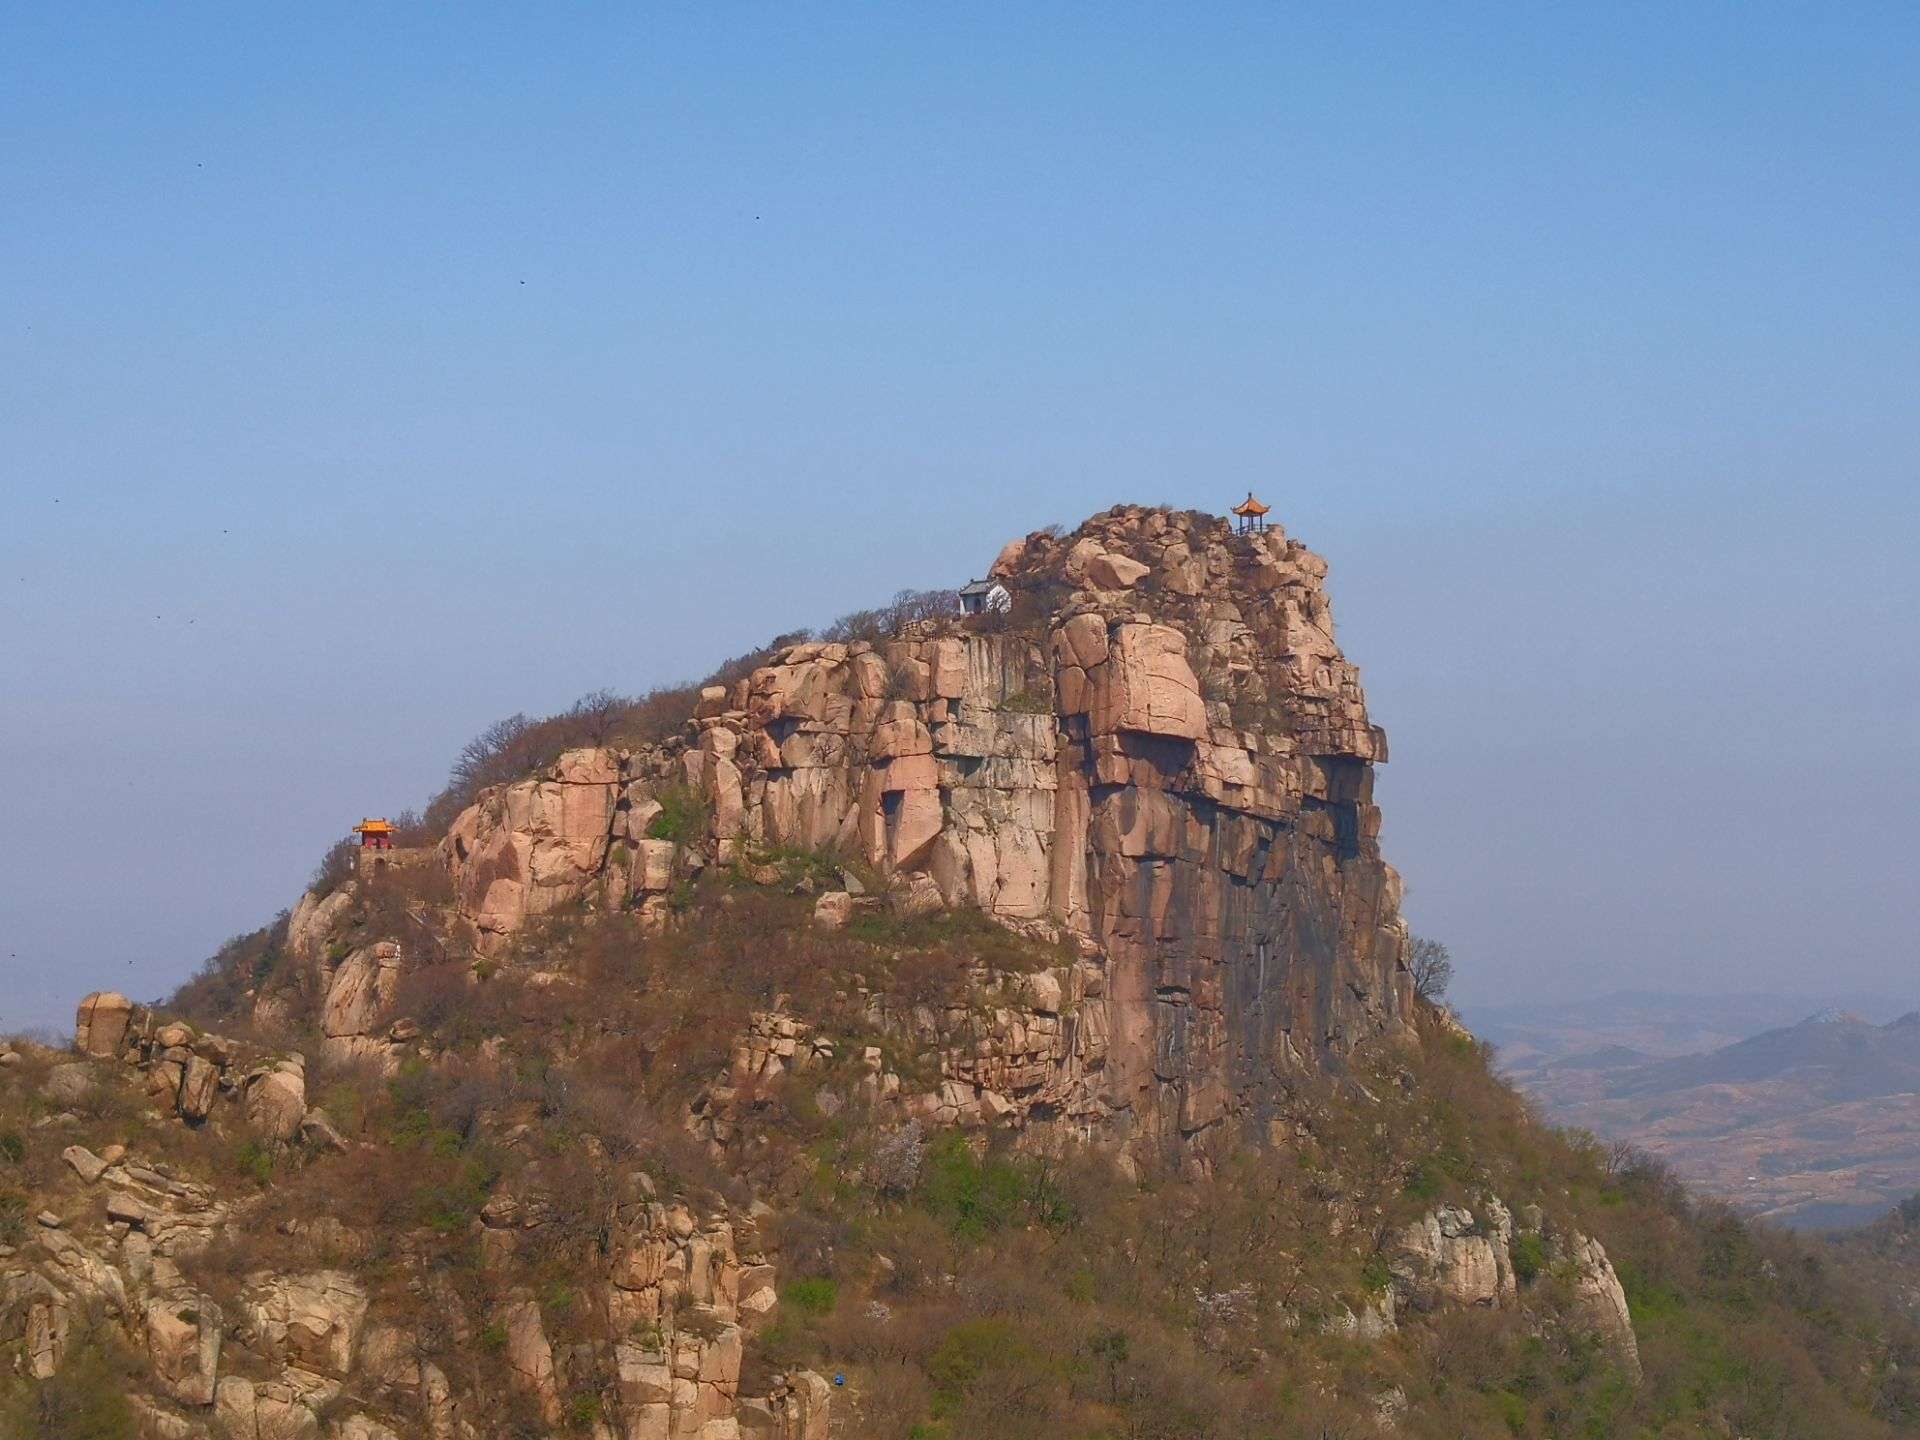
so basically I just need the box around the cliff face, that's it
[438,505,1413,1150]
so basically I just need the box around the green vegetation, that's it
[0,1340,136,1440]
[731,1015,1920,1439]
[783,1277,838,1316]
[233,1138,275,1187]
[645,784,707,843]
[1000,686,1053,714]
[0,1190,25,1247]
[1513,1230,1547,1283]
[125,865,1920,1440]
[918,1132,1072,1239]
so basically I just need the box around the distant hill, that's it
[1500,1004,1920,1230]
[1611,1010,1920,1103]
[1464,988,1910,1077]
[1542,1043,1658,1073]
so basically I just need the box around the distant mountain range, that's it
[1466,992,1920,1230]
[1465,988,1911,1072]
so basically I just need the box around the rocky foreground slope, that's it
[3,506,1916,1439]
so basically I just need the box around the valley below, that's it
[1474,991,1920,1230]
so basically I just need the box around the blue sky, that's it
[2,4,1915,1030]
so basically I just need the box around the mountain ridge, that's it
[2,504,1916,1439]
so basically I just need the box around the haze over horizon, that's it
[3,6,1915,1031]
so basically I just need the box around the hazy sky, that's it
[3,5,1915,1032]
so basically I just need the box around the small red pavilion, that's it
[352,818,396,851]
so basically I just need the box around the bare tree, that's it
[449,712,533,796]
[1407,934,1455,1003]
[566,687,632,745]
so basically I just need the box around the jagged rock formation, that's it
[432,506,1413,1153]
[1390,1197,1641,1382]
[9,1012,832,1440]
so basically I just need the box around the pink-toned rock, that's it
[1089,623,1207,741]
[1063,536,1108,581]
[438,749,623,937]
[710,755,745,842]
[1564,1233,1641,1382]
[849,651,891,699]
[146,1292,221,1406]
[244,1270,368,1375]
[1085,550,1150,589]
[891,871,944,918]
[322,946,400,1046]
[870,710,932,759]
[74,991,133,1058]
[500,1294,561,1425]
[629,838,677,895]
[928,639,968,700]
[245,1068,307,1143]
[888,789,944,869]
[422,503,1411,1152]
[880,752,938,792]
[61,1145,108,1183]
[1055,612,1110,670]
[812,891,855,929]
[176,1055,220,1122]
[988,536,1028,577]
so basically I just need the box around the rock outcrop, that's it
[425,506,1412,1153]
[70,993,325,1144]
[1559,1229,1642,1382]
[1393,1198,1517,1309]
[18,1016,833,1440]
[1385,1196,1641,1380]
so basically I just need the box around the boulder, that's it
[299,1109,348,1152]
[1393,1201,1515,1309]
[287,886,354,966]
[1021,971,1064,1015]
[890,873,944,919]
[811,892,854,929]
[177,1055,221,1122]
[1087,623,1207,741]
[246,1069,308,1143]
[215,1375,321,1440]
[43,1062,93,1107]
[146,1291,222,1406]
[322,945,400,1044]
[61,1145,108,1183]
[74,991,134,1057]
[244,1270,368,1375]
[1085,550,1150,589]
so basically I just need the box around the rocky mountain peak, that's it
[10,502,1914,1440]
[418,502,1414,1154]
[1803,1007,1865,1026]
